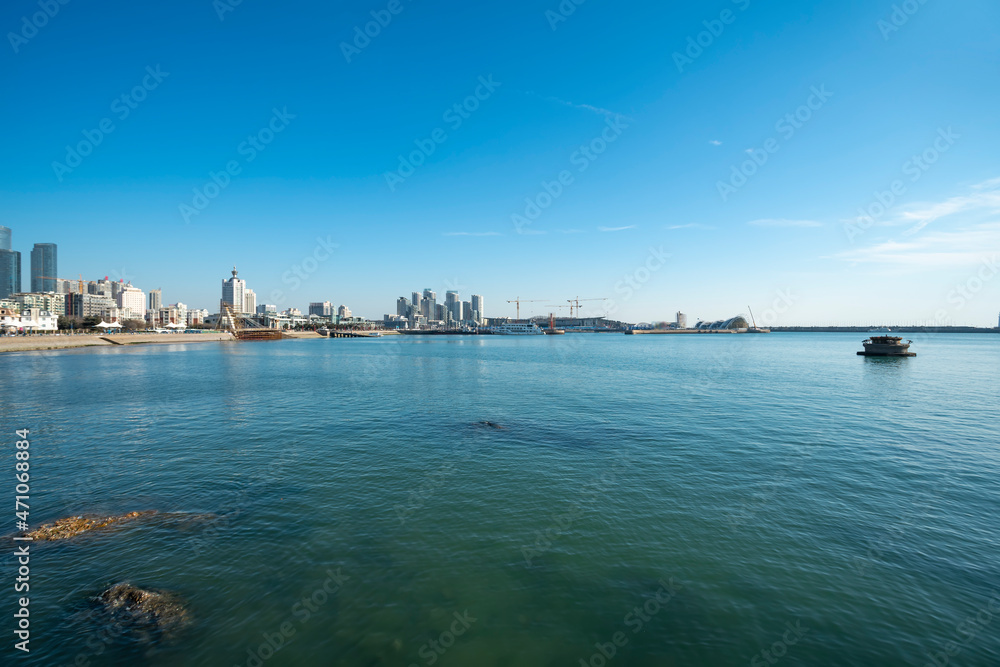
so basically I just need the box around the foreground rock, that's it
[95,583,191,642]
[25,511,159,541]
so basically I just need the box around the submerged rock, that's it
[476,421,504,430]
[95,583,191,642]
[25,511,159,541]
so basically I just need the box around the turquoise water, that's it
[1,333,999,666]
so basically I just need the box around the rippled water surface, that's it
[1,333,998,666]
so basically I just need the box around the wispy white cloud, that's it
[835,224,1000,268]
[598,225,636,232]
[443,231,502,237]
[848,177,1000,236]
[748,218,823,228]
[668,223,715,230]
[709,140,722,146]
[539,94,632,121]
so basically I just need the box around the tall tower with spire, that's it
[221,266,247,313]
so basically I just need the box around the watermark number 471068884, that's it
[13,428,33,653]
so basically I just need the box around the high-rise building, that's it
[0,226,11,251]
[471,295,484,321]
[309,301,334,317]
[244,288,257,315]
[149,289,162,311]
[396,297,410,317]
[117,283,146,320]
[257,304,277,315]
[0,250,20,299]
[30,243,57,293]
[91,279,113,297]
[338,304,352,318]
[676,312,688,329]
[462,300,472,322]
[435,303,446,321]
[445,291,460,322]
[221,266,246,313]
[422,288,436,319]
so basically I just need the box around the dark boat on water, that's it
[857,335,915,357]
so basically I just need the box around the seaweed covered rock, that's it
[26,511,159,541]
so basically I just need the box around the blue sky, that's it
[2,0,999,325]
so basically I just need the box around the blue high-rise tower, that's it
[30,243,57,293]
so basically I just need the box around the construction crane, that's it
[566,297,607,318]
[506,297,546,320]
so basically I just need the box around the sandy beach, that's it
[0,332,236,353]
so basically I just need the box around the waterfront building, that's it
[695,316,750,330]
[396,297,410,317]
[421,289,435,319]
[1,308,57,333]
[66,293,115,318]
[309,301,334,317]
[676,312,688,329]
[149,289,162,311]
[221,267,247,313]
[338,304,352,318]
[445,291,466,324]
[0,249,21,299]
[117,283,146,321]
[471,294,484,322]
[16,292,66,316]
[0,226,10,251]
[462,300,472,322]
[187,308,209,326]
[257,304,277,315]
[244,289,257,316]
[29,243,57,293]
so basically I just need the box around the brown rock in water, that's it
[25,511,158,541]
[96,583,191,641]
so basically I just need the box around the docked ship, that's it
[857,335,915,357]
[491,322,545,335]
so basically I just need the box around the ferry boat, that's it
[857,335,915,357]
[491,322,545,335]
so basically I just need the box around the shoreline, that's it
[2,328,995,355]
[0,332,236,354]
